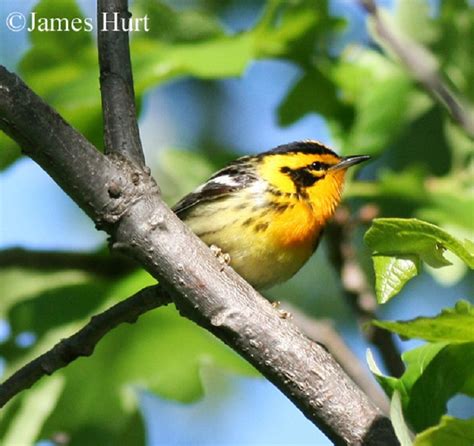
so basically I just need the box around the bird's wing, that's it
[172,158,257,218]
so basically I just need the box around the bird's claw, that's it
[210,245,231,270]
[278,309,292,319]
[271,301,292,319]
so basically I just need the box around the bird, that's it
[173,140,370,289]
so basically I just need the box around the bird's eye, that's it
[311,161,323,170]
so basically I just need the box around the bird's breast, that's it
[266,199,322,248]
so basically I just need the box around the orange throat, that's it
[269,170,345,248]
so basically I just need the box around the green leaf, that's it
[330,48,426,156]
[372,255,421,303]
[131,34,254,90]
[0,270,256,445]
[366,217,474,302]
[414,416,474,446]
[10,0,103,162]
[374,300,474,343]
[0,266,112,362]
[395,0,438,45]
[418,185,474,233]
[444,108,474,168]
[368,343,474,432]
[433,1,474,101]
[2,0,337,171]
[277,67,352,128]
[390,390,414,446]
[343,73,413,155]
[131,0,224,42]
[0,376,64,445]
[156,149,215,205]
[0,133,22,170]
[41,310,255,443]
[367,348,406,400]
[0,268,93,317]
[376,167,428,202]
[254,0,340,64]
[131,0,332,91]
[25,0,92,55]
[365,218,474,269]
[7,282,110,338]
[386,107,452,177]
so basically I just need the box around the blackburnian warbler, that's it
[174,141,369,289]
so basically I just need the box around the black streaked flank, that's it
[270,202,289,214]
[267,186,282,197]
[254,222,269,232]
[196,228,218,238]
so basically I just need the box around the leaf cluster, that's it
[365,219,473,444]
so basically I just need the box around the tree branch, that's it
[0,247,137,278]
[0,64,398,446]
[97,0,145,166]
[360,0,474,138]
[0,284,171,407]
[326,206,405,378]
[285,303,390,415]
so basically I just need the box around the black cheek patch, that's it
[281,166,321,188]
[290,169,321,188]
[280,166,325,199]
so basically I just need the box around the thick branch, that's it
[285,304,390,414]
[361,0,474,138]
[0,247,137,278]
[0,285,171,407]
[326,207,405,378]
[0,66,398,445]
[97,0,145,166]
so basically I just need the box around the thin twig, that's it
[97,0,145,165]
[0,285,171,407]
[0,247,137,278]
[326,206,405,378]
[0,64,398,446]
[285,303,390,414]
[360,0,474,138]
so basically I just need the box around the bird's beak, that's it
[329,155,371,172]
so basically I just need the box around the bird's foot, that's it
[210,244,231,270]
[271,301,292,319]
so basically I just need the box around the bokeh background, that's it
[0,0,473,445]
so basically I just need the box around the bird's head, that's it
[258,140,369,222]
